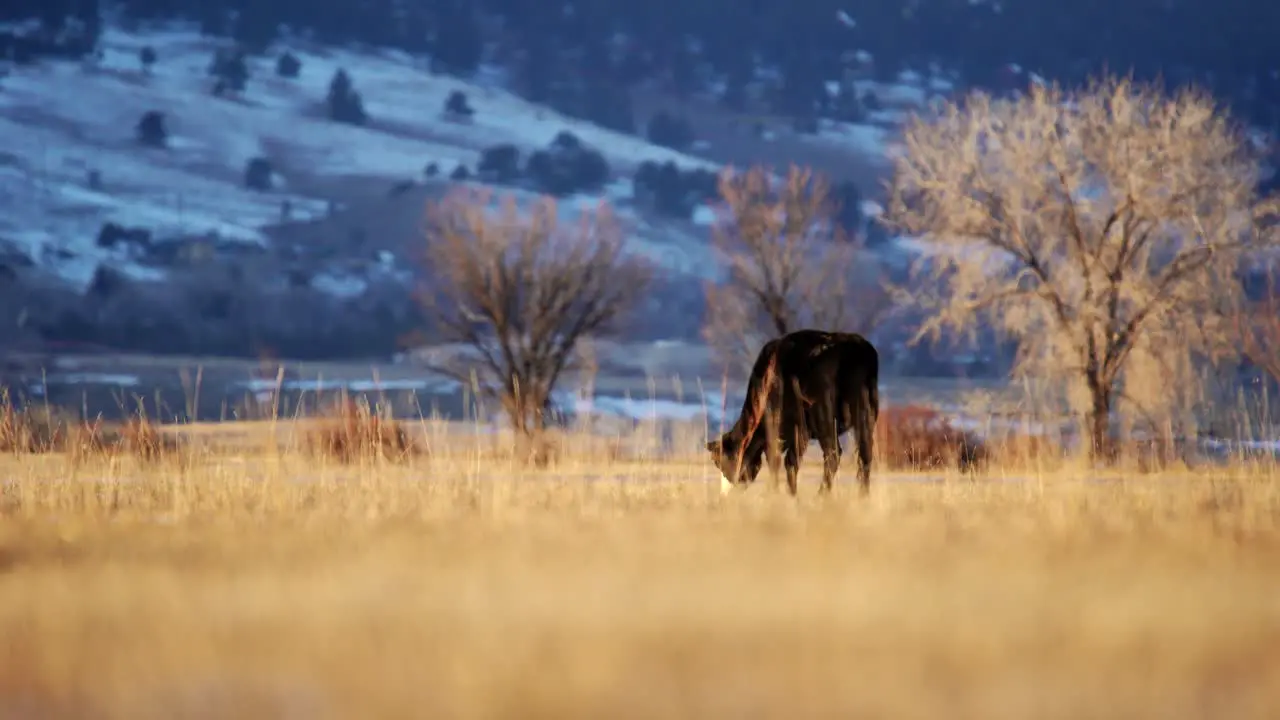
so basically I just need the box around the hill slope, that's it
[0,22,730,291]
[0,19,946,366]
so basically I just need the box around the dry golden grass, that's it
[1,417,1280,720]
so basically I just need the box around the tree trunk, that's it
[506,384,554,468]
[1085,373,1113,463]
[503,392,528,435]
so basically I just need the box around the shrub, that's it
[209,48,249,94]
[874,404,986,472]
[450,164,470,180]
[0,403,79,454]
[95,222,152,251]
[525,150,554,187]
[477,143,520,183]
[551,130,581,152]
[651,162,690,218]
[0,399,178,462]
[139,46,156,72]
[573,147,609,190]
[424,162,440,178]
[117,415,182,462]
[632,161,717,219]
[244,156,273,190]
[136,110,167,147]
[525,133,610,196]
[276,51,301,78]
[683,168,719,202]
[443,90,474,119]
[87,265,127,299]
[634,160,660,193]
[986,430,1062,470]
[302,395,416,463]
[864,217,891,248]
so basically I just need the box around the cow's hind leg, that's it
[810,403,841,495]
[853,427,872,496]
[853,387,878,496]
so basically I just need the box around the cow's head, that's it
[706,432,762,495]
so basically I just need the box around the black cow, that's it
[707,329,880,497]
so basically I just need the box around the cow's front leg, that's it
[762,413,785,492]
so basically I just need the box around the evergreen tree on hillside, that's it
[209,47,249,94]
[7,0,1280,136]
[327,68,368,124]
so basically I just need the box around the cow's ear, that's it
[706,439,720,455]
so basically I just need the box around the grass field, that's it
[2,415,1280,720]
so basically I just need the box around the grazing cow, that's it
[707,329,879,497]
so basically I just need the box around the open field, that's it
[2,417,1280,720]
[10,350,1015,426]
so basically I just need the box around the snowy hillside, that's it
[0,19,959,298]
[0,21,733,291]
[0,16,972,371]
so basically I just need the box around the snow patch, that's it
[238,377,446,393]
[562,393,727,423]
[311,273,368,298]
[691,204,717,226]
[812,122,893,161]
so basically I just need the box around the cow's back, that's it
[735,329,878,430]
[774,330,876,395]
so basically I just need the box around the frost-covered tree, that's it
[885,75,1280,459]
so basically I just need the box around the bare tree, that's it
[419,188,652,448]
[885,75,1280,460]
[1234,265,1280,385]
[704,164,891,374]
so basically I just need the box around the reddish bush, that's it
[0,400,179,462]
[303,395,416,463]
[875,405,985,471]
[986,430,1063,469]
[118,416,181,461]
